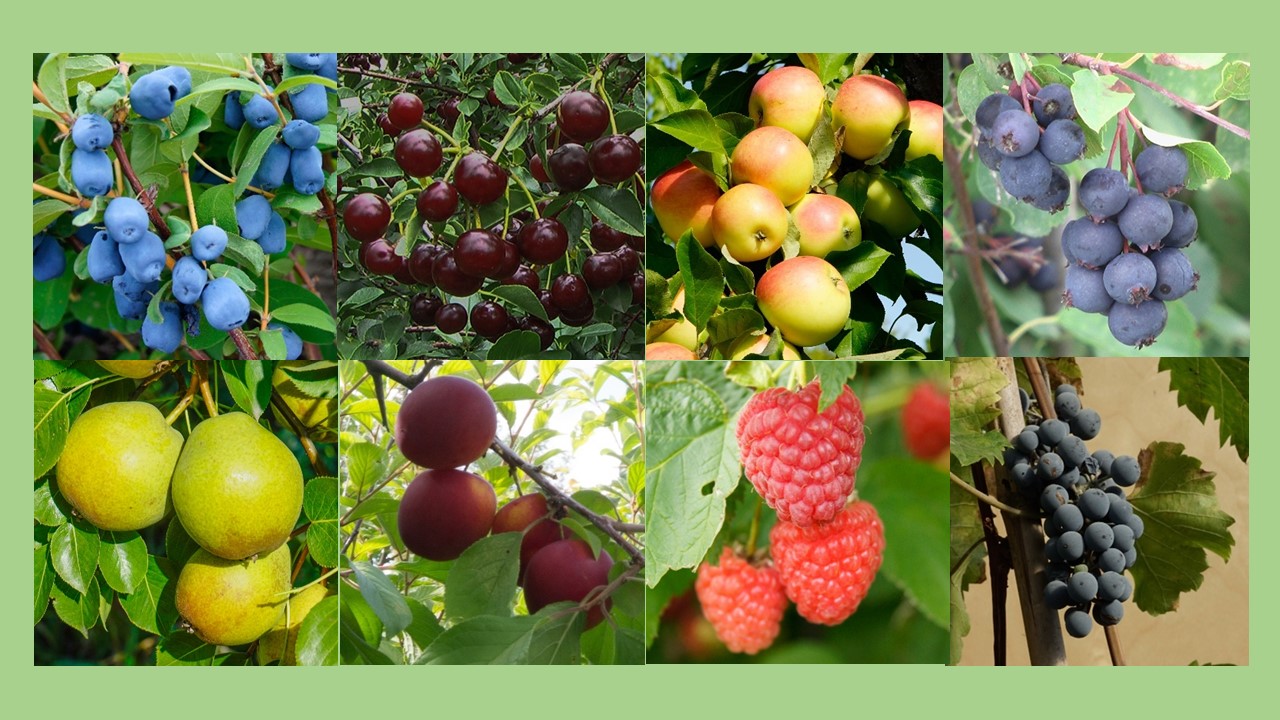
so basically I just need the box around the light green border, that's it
[7,2,1266,715]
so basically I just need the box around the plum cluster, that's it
[1005,383,1143,640]
[974,84,1082,213]
[1061,145,1199,347]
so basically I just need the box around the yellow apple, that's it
[748,66,826,142]
[756,256,851,347]
[651,160,722,247]
[791,193,861,258]
[730,126,814,206]
[711,184,789,262]
[646,342,699,360]
[863,176,921,238]
[647,288,698,350]
[728,333,801,360]
[832,75,910,161]
[905,100,943,162]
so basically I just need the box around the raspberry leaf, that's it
[859,458,948,627]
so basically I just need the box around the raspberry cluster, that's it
[698,380,885,654]
[1005,383,1143,639]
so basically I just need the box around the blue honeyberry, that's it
[71,113,113,152]
[1069,408,1102,441]
[1108,299,1167,348]
[1067,571,1098,604]
[201,277,251,331]
[1033,83,1075,126]
[1148,248,1199,301]
[1117,193,1174,251]
[1039,419,1070,446]
[1103,252,1157,305]
[282,119,321,150]
[157,66,192,97]
[290,83,329,123]
[1065,607,1093,638]
[1097,548,1126,574]
[268,321,303,360]
[1111,455,1140,487]
[285,53,325,71]
[992,109,1040,158]
[1028,166,1070,213]
[1078,488,1111,521]
[171,255,208,304]
[236,195,273,240]
[1063,265,1113,314]
[1084,521,1115,552]
[1111,522,1136,552]
[112,274,158,320]
[999,149,1052,200]
[118,231,166,283]
[1078,168,1130,220]
[259,212,287,254]
[130,69,184,120]
[1045,579,1070,609]
[1040,119,1085,165]
[87,230,125,283]
[1053,503,1084,533]
[1093,599,1125,627]
[317,54,338,83]
[975,93,1022,132]
[33,237,66,281]
[141,302,184,353]
[1062,218,1123,269]
[71,148,112,197]
[191,225,229,262]
[289,145,325,195]
[224,92,244,129]
[1135,144,1189,196]
[253,142,291,191]
[244,92,279,129]
[1161,199,1198,248]
[105,196,150,244]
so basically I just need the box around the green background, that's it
[9,2,1263,715]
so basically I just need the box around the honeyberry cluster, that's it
[1061,145,1199,347]
[975,84,1081,213]
[1005,383,1143,640]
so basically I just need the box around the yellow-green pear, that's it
[172,412,304,560]
[256,582,332,665]
[176,544,291,646]
[95,360,167,378]
[56,402,182,531]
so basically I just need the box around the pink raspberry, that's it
[736,379,864,526]
[902,381,950,460]
[695,547,788,655]
[770,500,884,626]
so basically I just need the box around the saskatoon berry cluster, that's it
[1061,146,1199,348]
[40,56,336,356]
[1005,383,1143,640]
[974,84,1081,213]
[344,69,644,349]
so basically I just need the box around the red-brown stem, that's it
[33,323,61,359]
[111,136,170,240]
[944,138,1011,355]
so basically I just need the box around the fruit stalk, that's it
[33,323,61,360]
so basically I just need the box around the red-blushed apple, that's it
[397,468,497,561]
[711,183,789,262]
[905,100,943,162]
[730,126,814,206]
[748,66,825,142]
[756,256,851,347]
[651,160,722,247]
[647,287,698,350]
[791,193,861,258]
[831,74,910,161]
[523,538,615,629]
[646,342,699,360]
[863,176,920,237]
[492,493,569,583]
[728,332,801,360]
[395,375,497,469]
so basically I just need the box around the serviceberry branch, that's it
[943,136,1010,355]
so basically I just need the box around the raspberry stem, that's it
[745,499,763,556]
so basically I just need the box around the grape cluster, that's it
[1005,383,1143,640]
[974,84,1081,213]
[1061,146,1200,348]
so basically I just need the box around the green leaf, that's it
[404,598,444,649]
[97,530,148,594]
[828,240,892,293]
[489,284,548,322]
[1128,442,1236,616]
[296,595,340,666]
[676,233,724,331]
[119,555,178,635]
[1159,358,1248,462]
[444,533,521,622]
[118,52,249,76]
[350,559,412,637]
[235,128,280,197]
[156,633,222,666]
[579,186,643,236]
[50,519,99,594]
[37,54,72,116]
[486,330,542,360]
[33,199,73,235]
[34,477,70,526]
[1070,68,1135,132]
[645,569,694,646]
[488,383,540,402]
[526,608,584,664]
[949,358,1010,466]
[304,476,340,567]
[343,442,387,497]
[51,575,100,638]
[644,380,739,586]
[220,360,271,418]
[34,384,70,481]
[858,459,948,627]
[270,303,337,335]
[416,615,539,665]
[164,518,200,569]
[35,545,54,625]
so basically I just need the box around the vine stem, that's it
[950,472,1026,516]
[191,152,273,197]
[1061,53,1249,139]
[943,136,1010,355]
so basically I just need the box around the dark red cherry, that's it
[486,89,504,107]
[590,220,626,251]
[344,193,391,242]
[557,91,609,143]
[548,143,592,192]
[588,135,642,185]
[582,253,623,290]
[454,229,504,278]
[388,93,425,130]
[504,265,540,292]
[409,293,442,325]
[530,154,550,184]
[435,303,468,333]
[559,296,595,327]
[438,97,462,126]
[517,218,569,265]
[613,245,640,276]
[377,113,401,137]
[470,301,510,340]
[522,316,555,350]
[455,153,509,205]
[493,241,521,280]
[395,129,443,177]
[417,181,459,222]
[535,289,559,320]
[408,243,443,285]
[393,260,417,285]
[432,252,484,296]
[630,273,645,305]
[550,274,589,311]
[362,239,401,276]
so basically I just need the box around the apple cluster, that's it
[340,54,644,356]
[648,63,941,359]
[394,375,615,627]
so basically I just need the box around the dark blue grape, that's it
[1097,571,1128,601]
[1069,409,1101,440]
[1056,435,1089,468]
[1039,420,1069,446]
[1124,548,1138,568]
[1092,450,1115,476]
[1067,571,1098,603]
[1041,484,1069,512]
[1097,548,1126,573]
[1016,429,1040,455]
[1045,579,1070,609]
[1038,452,1065,481]
[1084,522,1115,552]
[1055,392,1082,419]
[1106,495,1134,524]
[1053,503,1084,533]
[1065,607,1093,638]
[1078,488,1110,521]
[1093,599,1125,626]
[1111,523,1135,553]
[1126,514,1145,540]
[1056,531,1085,562]
[1111,455,1140,486]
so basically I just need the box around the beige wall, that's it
[958,358,1249,666]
